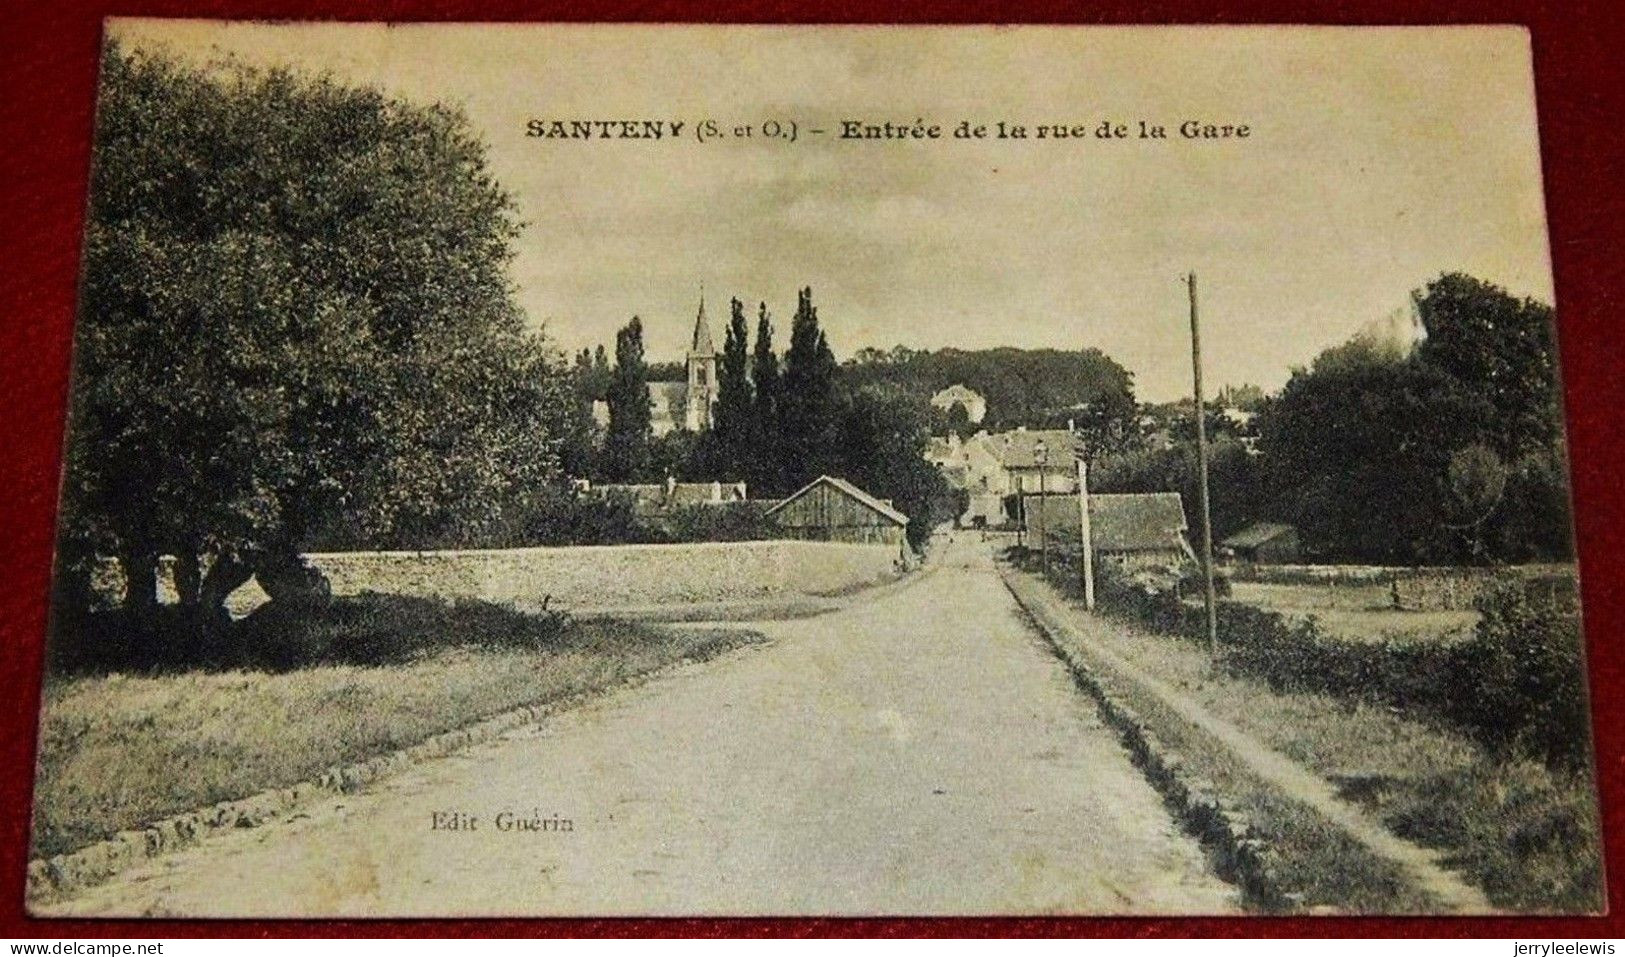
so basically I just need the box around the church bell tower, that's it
[685,286,718,431]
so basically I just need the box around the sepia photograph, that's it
[23,20,1599,918]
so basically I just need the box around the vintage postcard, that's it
[27,21,1598,917]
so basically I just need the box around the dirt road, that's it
[41,537,1237,917]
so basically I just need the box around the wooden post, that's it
[1077,455,1095,610]
[1189,272,1219,659]
[1013,470,1024,549]
[1038,468,1048,575]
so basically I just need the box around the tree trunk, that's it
[200,555,254,613]
[119,546,158,619]
[173,551,202,608]
[256,547,331,607]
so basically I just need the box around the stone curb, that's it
[25,645,742,905]
[1000,575,1294,913]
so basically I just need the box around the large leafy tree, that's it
[838,385,951,549]
[1255,345,1496,562]
[1247,275,1571,564]
[58,43,566,623]
[1416,273,1563,456]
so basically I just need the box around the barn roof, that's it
[1090,493,1189,552]
[765,475,909,526]
[1220,522,1296,549]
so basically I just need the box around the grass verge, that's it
[33,601,764,860]
[1018,564,1601,913]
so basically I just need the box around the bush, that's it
[235,593,575,669]
[1449,583,1590,767]
[1176,563,1232,599]
[49,593,576,675]
[1087,560,1591,768]
[649,502,774,543]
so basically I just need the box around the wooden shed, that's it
[1219,522,1300,565]
[765,475,910,549]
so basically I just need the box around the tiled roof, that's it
[765,475,909,526]
[1220,522,1296,549]
[594,481,747,514]
[1090,493,1189,552]
[990,429,1081,469]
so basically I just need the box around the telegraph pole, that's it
[1188,272,1219,659]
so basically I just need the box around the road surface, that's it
[40,537,1237,917]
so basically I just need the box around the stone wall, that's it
[1228,562,1578,612]
[297,540,903,610]
[1390,567,1580,613]
[94,540,906,615]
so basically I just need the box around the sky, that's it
[108,21,1555,402]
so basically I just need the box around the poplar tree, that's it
[604,317,652,481]
[749,303,783,494]
[780,287,841,487]
[713,298,755,476]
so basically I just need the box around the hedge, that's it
[1015,547,1590,768]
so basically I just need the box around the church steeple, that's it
[689,283,715,357]
[684,283,719,431]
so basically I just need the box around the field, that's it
[32,612,764,860]
[1228,581,1479,644]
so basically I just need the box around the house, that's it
[925,432,962,469]
[590,477,748,519]
[995,428,1081,495]
[930,384,987,424]
[1219,522,1300,565]
[765,475,909,549]
[1089,493,1196,568]
[925,433,969,489]
[952,427,1080,527]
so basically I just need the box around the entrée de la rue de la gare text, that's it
[523,117,1253,143]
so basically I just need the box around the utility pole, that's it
[1188,272,1219,659]
[1077,453,1095,610]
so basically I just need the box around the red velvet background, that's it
[2,0,1622,939]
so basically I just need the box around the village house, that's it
[765,475,910,551]
[588,476,748,519]
[924,433,969,489]
[930,384,987,424]
[946,427,1081,527]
